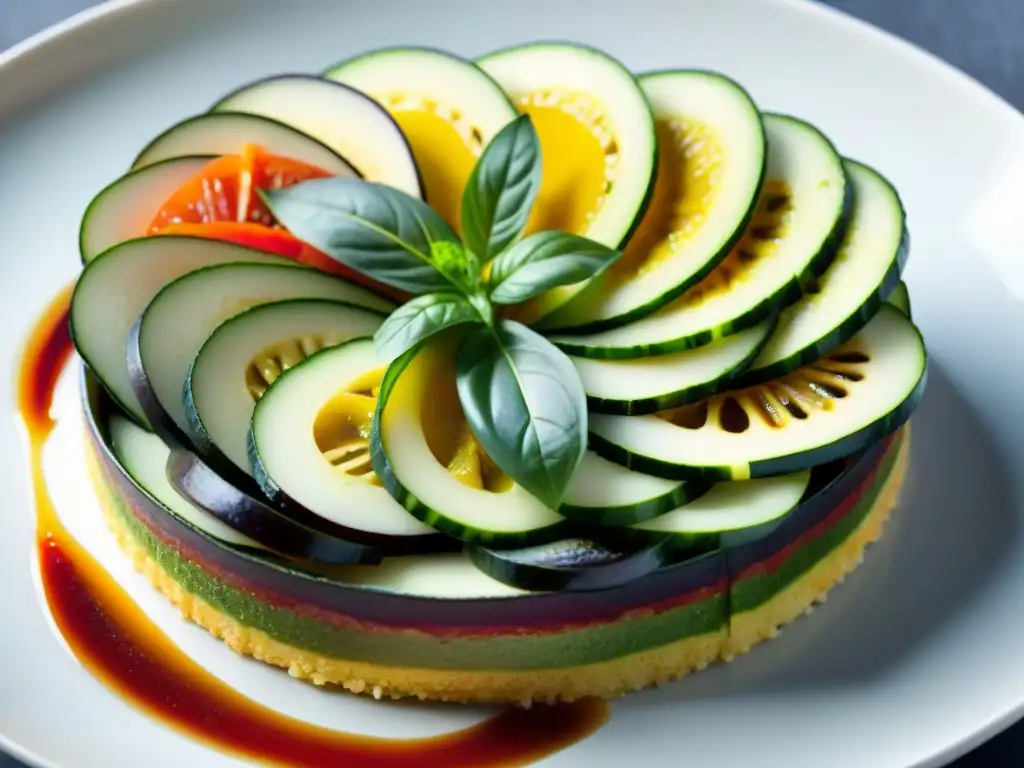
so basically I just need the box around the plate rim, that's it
[1,1,1023,767]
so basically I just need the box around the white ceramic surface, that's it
[2,0,1023,766]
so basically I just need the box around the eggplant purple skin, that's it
[466,535,680,593]
[210,73,424,198]
[85,371,894,632]
[124,313,193,450]
[245,429,458,556]
[86,372,727,629]
[165,447,383,566]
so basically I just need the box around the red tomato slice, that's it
[236,143,335,226]
[147,155,247,232]
[147,145,405,302]
[149,145,330,232]
[156,221,405,302]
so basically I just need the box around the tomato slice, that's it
[156,222,405,302]
[147,145,405,302]
[149,145,330,232]
[147,155,246,232]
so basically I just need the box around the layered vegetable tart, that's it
[71,42,926,704]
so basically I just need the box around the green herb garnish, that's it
[262,114,620,510]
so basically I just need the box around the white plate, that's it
[2,0,1023,766]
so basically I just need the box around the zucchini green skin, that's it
[581,314,778,416]
[181,298,389,513]
[557,476,712,528]
[78,155,216,264]
[165,447,383,566]
[548,114,853,359]
[589,359,925,483]
[545,71,767,336]
[369,341,571,547]
[465,535,677,592]
[887,280,912,318]
[732,161,910,388]
[184,381,269,501]
[243,338,457,557]
[476,40,658,254]
[733,227,907,388]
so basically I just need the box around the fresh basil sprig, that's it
[487,231,619,304]
[456,320,587,510]
[373,292,483,362]
[265,114,622,510]
[260,179,460,295]
[461,114,543,262]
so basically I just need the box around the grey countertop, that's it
[0,1,1020,766]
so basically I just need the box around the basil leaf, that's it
[461,114,542,262]
[430,240,483,295]
[487,231,620,304]
[374,292,484,362]
[456,320,587,510]
[262,178,459,294]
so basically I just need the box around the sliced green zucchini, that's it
[548,114,850,357]
[128,262,394,446]
[324,47,516,231]
[185,298,385,485]
[588,305,926,481]
[571,316,774,415]
[211,74,423,198]
[70,236,288,428]
[537,70,766,331]
[466,536,673,592]
[629,470,811,547]
[108,413,266,551]
[888,280,912,317]
[79,156,213,262]
[559,451,709,527]
[736,160,908,384]
[249,337,442,549]
[166,448,382,565]
[477,42,656,315]
[372,334,568,546]
[132,111,360,175]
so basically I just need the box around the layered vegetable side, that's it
[70,41,926,601]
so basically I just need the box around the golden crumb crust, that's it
[92,434,908,704]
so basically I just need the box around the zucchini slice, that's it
[185,299,385,485]
[166,448,382,566]
[108,413,267,551]
[588,305,926,480]
[128,262,394,446]
[539,70,766,331]
[477,42,656,314]
[132,112,360,176]
[71,236,288,429]
[79,156,213,262]
[548,114,849,357]
[324,47,517,232]
[737,160,908,384]
[571,317,774,415]
[211,74,423,198]
[466,536,673,592]
[559,451,709,527]
[629,470,811,547]
[248,337,441,549]
[888,279,912,317]
[372,335,568,546]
